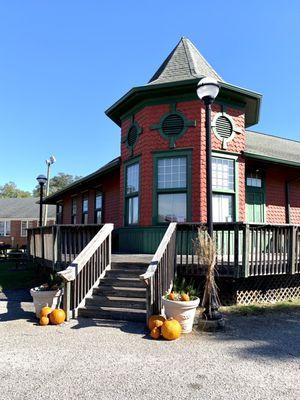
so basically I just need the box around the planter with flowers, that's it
[162,279,200,333]
[30,273,63,318]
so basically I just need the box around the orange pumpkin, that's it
[148,315,166,331]
[168,292,175,301]
[181,293,190,302]
[40,306,52,318]
[49,309,66,325]
[39,316,49,326]
[161,318,182,341]
[150,327,161,340]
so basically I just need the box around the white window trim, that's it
[0,220,11,237]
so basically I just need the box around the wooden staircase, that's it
[78,260,148,322]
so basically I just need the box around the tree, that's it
[0,182,32,198]
[32,173,82,197]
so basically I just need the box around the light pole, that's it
[197,77,223,325]
[36,175,47,227]
[197,77,220,237]
[43,155,56,226]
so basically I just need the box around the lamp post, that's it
[43,155,56,226]
[36,175,47,227]
[197,77,220,238]
[197,77,224,326]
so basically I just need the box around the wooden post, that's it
[63,281,71,321]
[289,226,297,274]
[234,224,240,278]
[52,225,57,270]
[242,224,250,278]
[56,225,62,270]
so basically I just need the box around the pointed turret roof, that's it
[148,37,223,85]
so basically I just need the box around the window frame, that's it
[56,203,63,224]
[94,191,103,224]
[0,220,11,237]
[153,150,192,225]
[124,157,140,226]
[212,152,239,223]
[82,193,89,224]
[71,196,77,225]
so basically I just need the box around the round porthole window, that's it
[215,116,233,139]
[125,122,142,154]
[161,113,185,136]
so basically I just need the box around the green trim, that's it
[150,104,196,148]
[123,156,141,226]
[212,152,239,222]
[152,149,192,225]
[244,152,300,169]
[106,78,261,128]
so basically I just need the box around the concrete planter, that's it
[30,288,62,318]
[162,296,200,333]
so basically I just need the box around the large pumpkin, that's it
[49,309,66,325]
[148,315,166,331]
[161,319,182,341]
[40,306,52,318]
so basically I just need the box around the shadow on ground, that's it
[0,289,36,323]
[200,310,300,360]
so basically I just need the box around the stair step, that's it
[106,269,146,278]
[110,262,149,271]
[85,295,146,309]
[78,305,146,322]
[93,286,146,298]
[100,277,144,288]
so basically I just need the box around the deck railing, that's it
[140,223,177,319]
[58,223,113,320]
[177,222,300,277]
[27,224,102,270]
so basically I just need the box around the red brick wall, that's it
[266,166,300,224]
[60,168,120,228]
[120,99,246,225]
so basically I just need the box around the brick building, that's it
[44,37,300,252]
[0,198,55,248]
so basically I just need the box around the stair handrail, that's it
[58,223,114,319]
[140,222,177,319]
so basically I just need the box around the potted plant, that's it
[30,273,63,318]
[162,278,200,333]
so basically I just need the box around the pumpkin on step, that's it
[40,306,52,318]
[49,309,66,325]
[161,318,182,341]
[39,316,49,326]
[148,315,166,331]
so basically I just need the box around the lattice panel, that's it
[236,275,300,305]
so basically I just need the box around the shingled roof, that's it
[0,198,56,219]
[148,37,223,85]
[245,131,300,167]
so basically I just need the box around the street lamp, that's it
[36,174,47,227]
[197,77,223,327]
[43,155,56,226]
[197,77,220,237]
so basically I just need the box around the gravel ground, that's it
[0,290,300,400]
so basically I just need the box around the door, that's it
[246,171,265,223]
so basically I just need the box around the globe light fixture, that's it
[197,77,220,103]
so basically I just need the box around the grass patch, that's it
[220,299,300,316]
[0,261,41,291]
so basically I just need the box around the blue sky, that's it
[1,0,300,192]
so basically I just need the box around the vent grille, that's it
[215,116,233,139]
[162,114,184,136]
[127,125,138,147]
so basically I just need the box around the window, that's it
[246,172,262,188]
[125,162,139,225]
[56,203,63,224]
[0,221,11,236]
[94,191,103,224]
[21,221,35,237]
[156,156,188,223]
[212,156,236,222]
[71,197,77,224]
[82,195,89,224]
